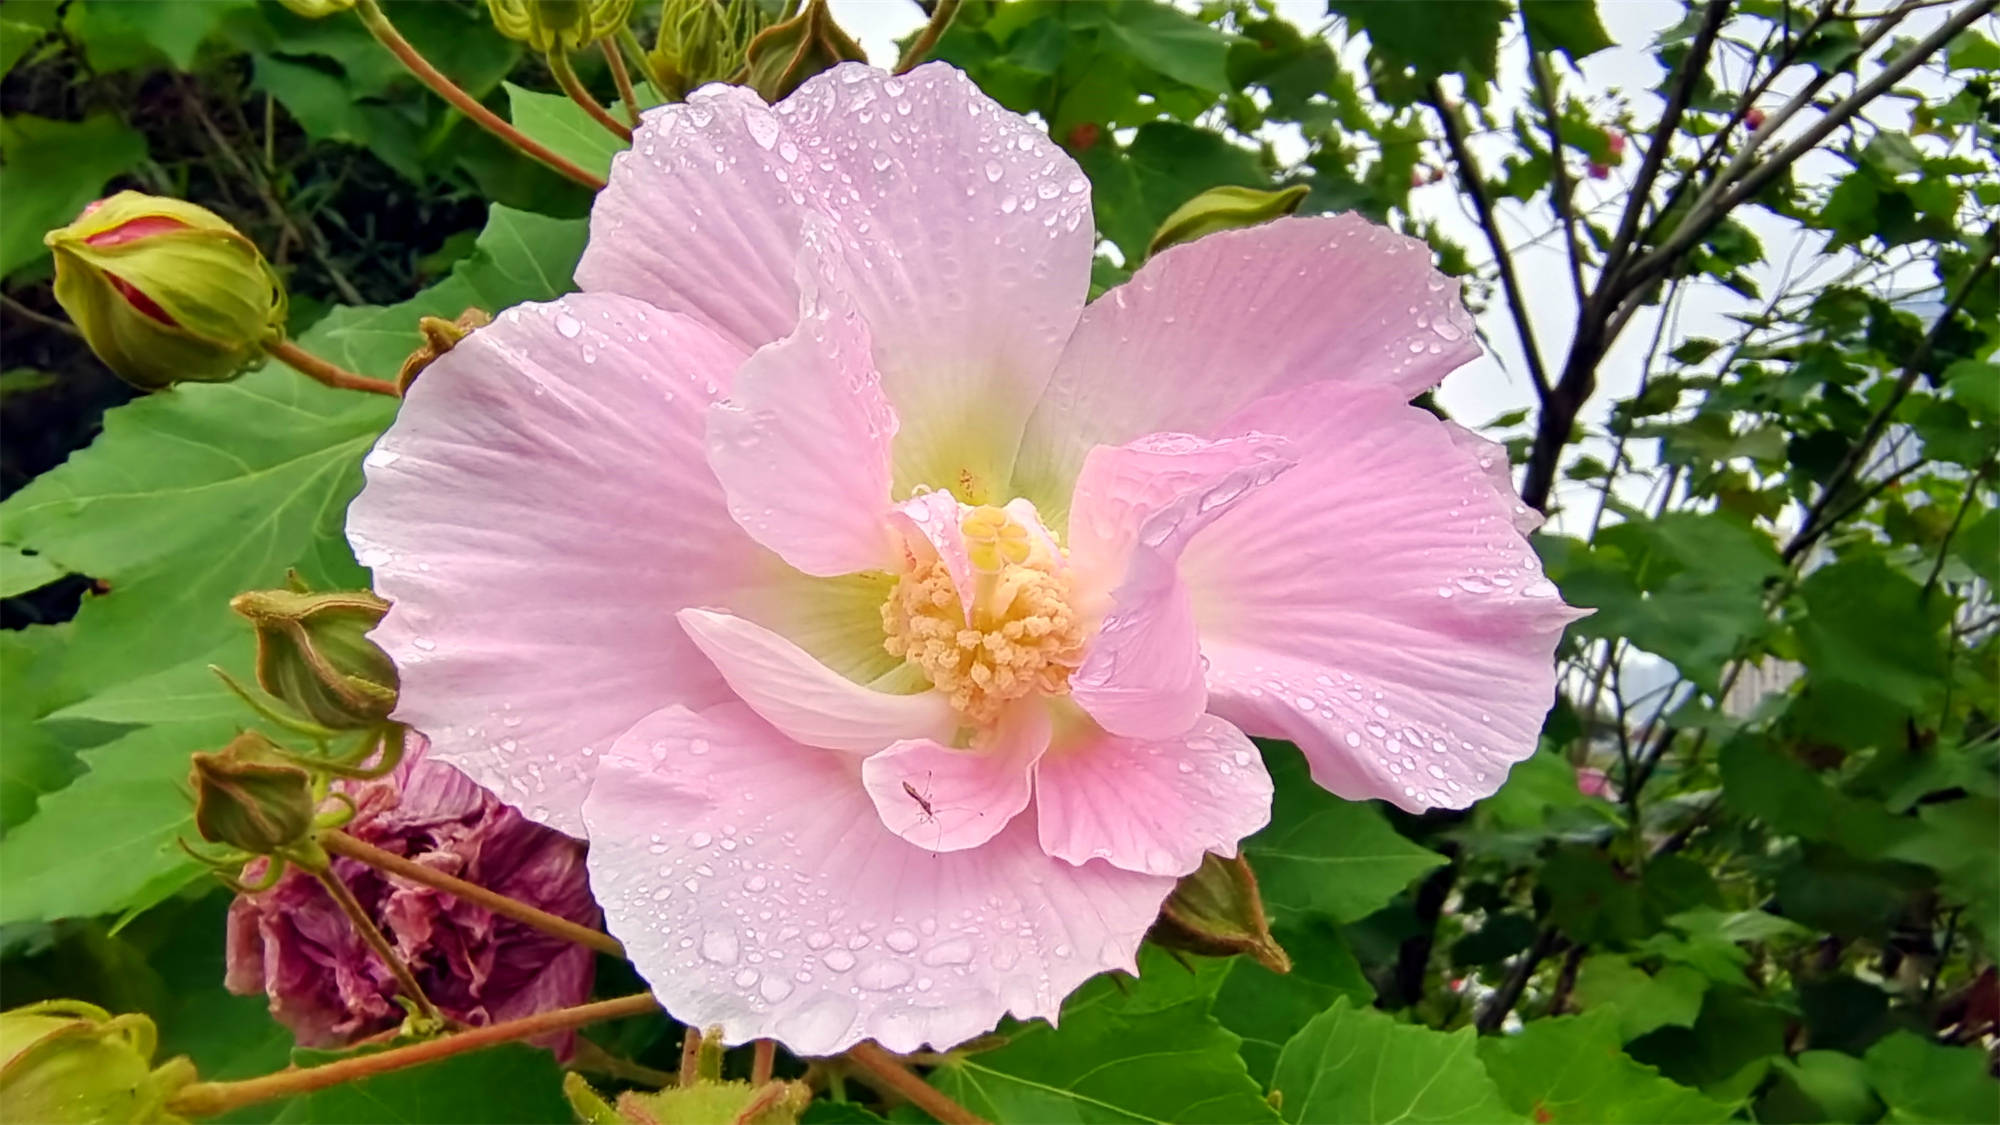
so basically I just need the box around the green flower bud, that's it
[487,0,633,52]
[648,0,777,102]
[0,1001,195,1124]
[564,1073,810,1125]
[189,732,318,855]
[1147,853,1291,974]
[277,0,356,17]
[1146,183,1310,261]
[741,0,865,103]
[230,588,398,731]
[44,192,287,392]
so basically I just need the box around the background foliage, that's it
[2,0,1997,1121]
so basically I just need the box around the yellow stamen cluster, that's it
[881,506,1086,726]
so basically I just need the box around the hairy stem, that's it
[845,1042,990,1125]
[549,49,634,143]
[167,993,660,1117]
[267,339,400,397]
[352,0,606,190]
[602,39,643,126]
[321,829,625,958]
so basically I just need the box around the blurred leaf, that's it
[1863,1030,2000,1125]
[1271,998,1521,1124]
[1523,0,1614,59]
[0,113,148,278]
[1246,744,1446,928]
[1329,0,1510,99]
[1071,1,1230,93]
[1572,955,1708,1041]
[1478,1009,1736,1123]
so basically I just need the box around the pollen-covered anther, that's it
[881,507,1085,726]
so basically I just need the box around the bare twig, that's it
[267,339,401,397]
[846,1042,990,1125]
[548,48,634,143]
[602,39,643,126]
[1522,37,1585,305]
[894,0,962,75]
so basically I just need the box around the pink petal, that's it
[1035,714,1272,876]
[1013,215,1478,512]
[576,86,804,351]
[578,64,1094,501]
[1442,421,1544,534]
[860,705,1050,852]
[1067,548,1204,741]
[583,704,1173,1055]
[1062,432,1295,741]
[889,490,976,623]
[677,608,955,752]
[706,262,898,577]
[348,294,755,835]
[1178,386,1583,812]
[774,63,1094,502]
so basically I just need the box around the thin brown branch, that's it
[549,48,634,143]
[602,39,643,126]
[894,0,962,75]
[1477,927,1562,1032]
[1427,83,1552,400]
[267,339,401,397]
[308,862,444,1027]
[1922,454,1996,600]
[167,993,661,1117]
[846,1042,991,1125]
[1,292,82,338]
[352,0,606,190]
[1522,33,1585,305]
[322,829,625,958]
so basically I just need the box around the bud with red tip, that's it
[1745,107,1767,130]
[44,192,287,391]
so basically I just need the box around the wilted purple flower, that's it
[225,737,599,1053]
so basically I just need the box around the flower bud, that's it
[0,1001,195,1124]
[1146,184,1310,260]
[741,0,866,103]
[230,588,397,731]
[1147,853,1291,974]
[190,732,318,855]
[486,0,633,52]
[44,192,287,392]
[648,0,776,101]
[565,1073,810,1125]
[396,308,491,394]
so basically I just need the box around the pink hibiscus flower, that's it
[347,62,1579,1055]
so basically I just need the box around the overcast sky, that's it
[829,0,1955,532]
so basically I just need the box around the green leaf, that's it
[1943,359,2000,419]
[930,965,1278,1125]
[1863,1030,2000,1124]
[1791,555,1949,720]
[0,543,65,597]
[1628,990,1791,1102]
[270,1044,573,1123]
[0,625,83,835]
[1718,738,1914,856]
[507,83,627,180]
[0,112,148,278]
[1571,955,1708,1041]
[1478,1010,1737,1124]
[1246,744,1445,928]
[0,718,236,923]
[1072,0,1232,93]
[1271,998,1521,1124]
[1329,0,1510,99]
[1210,921,1373,1085]
[1522,0,1614,59]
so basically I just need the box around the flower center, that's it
[880,505,1086,726]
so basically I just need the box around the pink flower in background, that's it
[348,62,1579,1053]
[225,739,598,1054]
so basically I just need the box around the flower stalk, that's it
[548,49,634,142]
[319,828,626,958]
[301,855,447,1029]
[267,339,400,397]
[601,40,643,126]
[845,1042,989,1125]
[893,0,960,75]
[165,993,661,1117]
[351,0,607,190]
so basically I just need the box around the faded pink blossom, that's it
[348,62,1580,1054]
[1577,766,1618,800]
[225,738,598,1054]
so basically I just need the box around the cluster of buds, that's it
[649,0,779,101]
[486,0,634,52]
[43,193,287,392]
[0,1002,196,1124]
